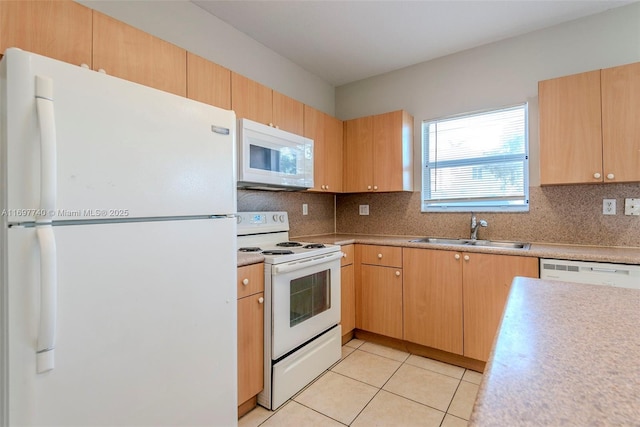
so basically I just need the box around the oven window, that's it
[290,269,331,327]
[249,144,297,175]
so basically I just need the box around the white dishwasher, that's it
[540,259,640,289]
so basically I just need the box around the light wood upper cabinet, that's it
[343,110,413,192]
[0,0,92,66]
[93,12,187,97]
[231,72,272,125]
[539,62,640,185]
[187,53,231,110]
[601,62,640,183]
[305,105,343,192]
[462,253,538,362]
[403,248,463,355]
[273,91,304,135]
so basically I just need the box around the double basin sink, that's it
[409,237,530,250]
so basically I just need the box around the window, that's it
[422,104,529,212]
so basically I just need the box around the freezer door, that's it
[5,218,237,426]
[1,48,236,223]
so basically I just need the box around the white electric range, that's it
[237,211,342,410]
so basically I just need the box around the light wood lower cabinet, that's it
[403,248,463,355]
[356,245,403,340]
[340,245,355,337]
[237,263,264,413]
[403,248,538,362]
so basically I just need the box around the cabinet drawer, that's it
[237,263,264,298]
[359,245,402,268]
[341,244,354,267]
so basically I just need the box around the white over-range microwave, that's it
[237,118,314,190]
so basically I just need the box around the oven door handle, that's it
[273,251,344,275]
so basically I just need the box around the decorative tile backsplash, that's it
[335,184,640,247]
[239,184,640,247]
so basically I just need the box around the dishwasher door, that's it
[540,259,640,290]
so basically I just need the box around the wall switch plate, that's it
[359,205,370,216]
[624,198,640,216]
[603,199,616,215]
[302,203,308,215]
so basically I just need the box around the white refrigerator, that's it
[0,48,238,426]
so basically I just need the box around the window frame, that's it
[421,103,530,213]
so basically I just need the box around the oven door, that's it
[270,251,342,360]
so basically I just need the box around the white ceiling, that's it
[192,0,635,86]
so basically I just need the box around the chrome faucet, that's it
[470,213,488,240]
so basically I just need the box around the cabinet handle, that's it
[373,185,378,190]
[242,278,249,286]
[593,172,601,179]
[325,185,329,190]
[454,254,460,260]
[342,252,347,258]
[607,173,615,180]
[464,255,470,261]
[377,253,383,259]
[395,271,400,277]
[367,185,372,190]
[258,297,264,304]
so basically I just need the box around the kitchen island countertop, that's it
[294,233,640,265]
[469,277,640,426]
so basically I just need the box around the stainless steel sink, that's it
[409,237,530,250]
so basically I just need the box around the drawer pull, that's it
[377,253,383,259]
[242,278,249,286]
[258,297,264,304]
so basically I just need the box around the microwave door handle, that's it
[273,251,343,275]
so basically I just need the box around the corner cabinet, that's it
[343,110,413,193]
[237,263,265,417]
[539,62,640,185]
[356,245,403,339]
[305,105,344,192]
[403,248,538,362]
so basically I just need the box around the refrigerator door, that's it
[1,48,236,223]
[5,218,237,426]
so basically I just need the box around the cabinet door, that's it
[601,62,640,183]
[186,52,231,110]
[462,253,538,362]
[340,264,356,335]
[403,248,463,355]
[231,72,272,125]
[273,91,303,135]
[0,0,92,66]
[343,116,374,192]
[360,264,403,339]
[373,111,412,192]
[237,292,264,404]
[539,70,603,184]
[325,114,344,192]
[304,106,327,191]
[93,12,187,96]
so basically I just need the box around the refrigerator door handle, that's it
[36,225,58,373]
[35,75,57,221]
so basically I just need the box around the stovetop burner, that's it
[239,247,262,252]
[262,249,295,255]
[276,241,303,248]
[303,243,326,249]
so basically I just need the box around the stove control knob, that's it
[279,214,285,222]
[237,216,242,224]
[273,214,279,222]
[242,278,249,286]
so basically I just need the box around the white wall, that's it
[77,0,336,115]
[335,2,640,187]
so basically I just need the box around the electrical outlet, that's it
[603,199,616,215]
[624,198,640,216]
[359,205,370,216]
[302,203,308,215]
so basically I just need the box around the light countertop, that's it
[293,233,640,265]
[468,277,640,426]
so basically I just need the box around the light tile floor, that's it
[239,339,482,427]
